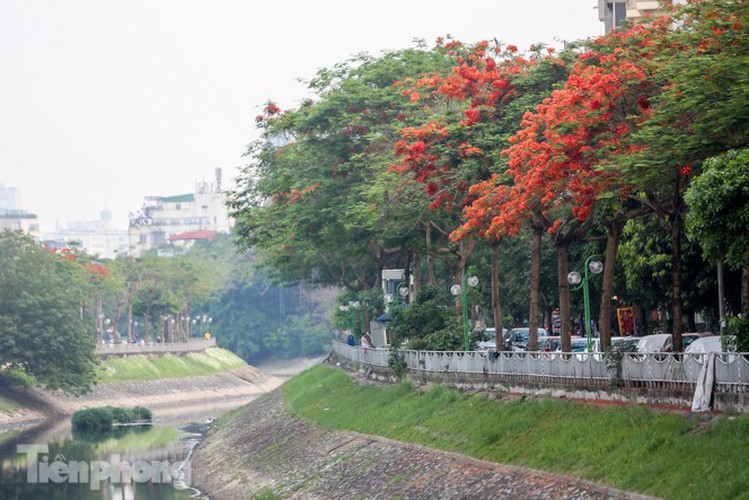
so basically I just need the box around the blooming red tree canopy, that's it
[456,20,674,240]
[391,40,534,213]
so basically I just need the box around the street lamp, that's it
[386,281,409,311]
[567,255,603,352]
[450,275,479,352]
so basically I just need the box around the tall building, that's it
[0,183,20,211]
[0,209,40,239]
[598,0,683,33]
[128,169,233,256]
[0,184,39,238]
[42,208,129,259]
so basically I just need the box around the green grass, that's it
[0,367,36,388]
[0,395,19,413]
[283,365,749,500]
[97,347,247,382]
[0,430,20,446]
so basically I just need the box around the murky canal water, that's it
[0,411,219,499]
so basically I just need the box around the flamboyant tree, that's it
[440,44,573,349]
[471,20,674,352]
[391,39,541,332]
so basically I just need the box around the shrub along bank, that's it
[71,406,152,432]
[283,364,749,500]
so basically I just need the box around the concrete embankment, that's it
[191,368,646,500]
[0,363,283,431]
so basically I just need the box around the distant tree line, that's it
[0,230,333,393]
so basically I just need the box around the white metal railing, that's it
[331,341,749,392]
[97,338,217,356]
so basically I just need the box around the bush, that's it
[389,285,467,351]
[726,315,749,352]
[71,405,152,432]
[72,407,115,432]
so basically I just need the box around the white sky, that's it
[0,1,602,232]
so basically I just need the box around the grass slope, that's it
[283,365,749,500]
[0,396,19,414]
[98,347,247,382]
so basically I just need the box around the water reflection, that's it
[0,423,204,499]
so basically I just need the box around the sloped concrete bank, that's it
[0,365,283,431]
[190,387,648,499]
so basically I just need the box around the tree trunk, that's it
[742,250,749,315]
[599,219,623,351]
[127,299,134,343]
[113,304,123,344]
[528,227,543,351]
[426,222,436,285]
[491,240,503,351]
[640,301,651,335]
[671,210,684,352]
[412,250,422,299]
[557,243,573,353]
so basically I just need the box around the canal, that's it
[0,403,235,499]
[0,357,322,499]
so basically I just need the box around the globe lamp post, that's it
[567,256,603,352]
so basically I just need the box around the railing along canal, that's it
[97,338,217,356]
[331,341,749,394]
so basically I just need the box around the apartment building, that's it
[128,170,232,256]
[43,209,129,259]
[598,0,683,32]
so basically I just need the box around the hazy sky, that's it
[0,1,602,232]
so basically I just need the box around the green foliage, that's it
[0,367,36,388]
[71,405,152,433]
[388,285,462,351]
[387,345,407,380]
[231,47,456,291]
[207,257,334,363]
[603,341,639,386]
[685,149,749,271]
[726,315,749,353]
[283,365,749,500]
[0,230,98,394]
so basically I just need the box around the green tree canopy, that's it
[0,231,97,394]
[685,149,749,270]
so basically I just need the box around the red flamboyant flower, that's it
[392,40,532,213]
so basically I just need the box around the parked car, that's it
[611,336,641,348]
[637,333,672,354]
[681,332,715,349]
[541,336,560,352]
[685,335,730,354]
[509,327,548,351]
[476,327,510,351]
[551,336,591,360]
